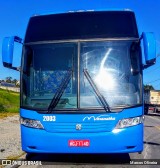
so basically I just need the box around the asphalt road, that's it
[16,114,160,168]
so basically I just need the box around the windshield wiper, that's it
[83,69,110,112]
[48,69,72,113]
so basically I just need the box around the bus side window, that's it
[23,46,33,76]
[130,42,140,75]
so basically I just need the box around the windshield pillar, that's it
[77,42,80,109]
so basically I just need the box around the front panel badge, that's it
[76,124,82,130]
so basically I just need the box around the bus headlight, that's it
[115,116,144,129]
[20,117,44,129]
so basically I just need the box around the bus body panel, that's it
[21,123,143,153]
[19,11,144,154]
[1,10,157,155]
[20,107,143,153]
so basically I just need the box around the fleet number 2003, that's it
[43,116,56,121]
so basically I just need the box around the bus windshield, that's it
[21,40,142,111]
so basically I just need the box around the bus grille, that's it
[43,122,116,133]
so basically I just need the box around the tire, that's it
[25,153,36,160]
[144,106,148,115]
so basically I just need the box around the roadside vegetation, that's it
[0,88,19,118]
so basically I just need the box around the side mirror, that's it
[2,36,22,71]
[142,32,156,69]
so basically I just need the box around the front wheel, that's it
[144,106,148,115]
[26,153,36,160]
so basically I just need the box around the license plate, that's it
[69,140,90,147]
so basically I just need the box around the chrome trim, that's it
[76,124,82,130]
[24,37,139,45]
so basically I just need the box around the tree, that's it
[15,81,20,87]
[144,84,154,91]
[12,79,17,85]
[5,77,12,83]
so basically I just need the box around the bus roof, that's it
[32,9,133,17]
[24,10,139,43]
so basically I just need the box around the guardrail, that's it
[0,86,20,92]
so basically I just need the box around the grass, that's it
[0,113,19,119]
[0,88,20,115]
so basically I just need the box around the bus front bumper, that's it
[21,124,143,153]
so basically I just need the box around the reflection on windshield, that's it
[94,48,116,90]
[80,41,142,108]
[83,69,110,112]
[22,40,142,111]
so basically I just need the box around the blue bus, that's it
[2,10,156,154]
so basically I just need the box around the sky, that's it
[0,0,160,89]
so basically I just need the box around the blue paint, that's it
[2,37,14,65]
[143,32,156,64]
[2,10,156,154]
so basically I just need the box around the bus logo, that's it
[83,115,115,121]
[76,124,82,130]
